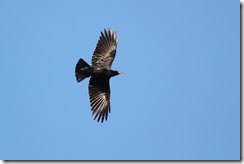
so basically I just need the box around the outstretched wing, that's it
[91,29,118,70]
[89,76,111,123]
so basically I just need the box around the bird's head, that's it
[110,70,124,77]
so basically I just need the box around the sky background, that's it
[0,0,240,160]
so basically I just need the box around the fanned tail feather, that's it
[75,58,92,82]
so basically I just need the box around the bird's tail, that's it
[75,58,92,82]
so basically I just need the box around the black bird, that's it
[75,29,123,123]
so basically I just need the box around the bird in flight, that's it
[75,29,123,123]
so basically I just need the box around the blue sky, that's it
[0,0,240,160]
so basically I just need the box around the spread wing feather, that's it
[91,29,118,69]
[89,76,111,123]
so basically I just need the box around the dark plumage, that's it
[75,29,123,123]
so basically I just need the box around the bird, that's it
[75,29,123,123]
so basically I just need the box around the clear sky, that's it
[0,0,240,160]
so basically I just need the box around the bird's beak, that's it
[119,72,125,75]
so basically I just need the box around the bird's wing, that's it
[91,29,118,70]
[89,76,111,123]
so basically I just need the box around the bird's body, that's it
[75,29,122,123]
